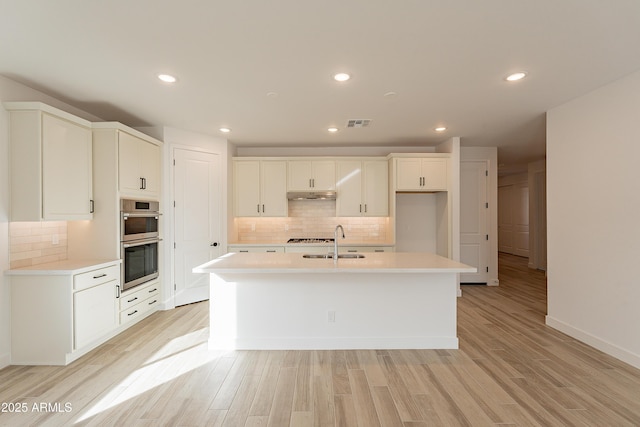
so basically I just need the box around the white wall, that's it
[0,91,9,368]
[236,145,437,157]
[547,69,640,369]
[0,75,104,369]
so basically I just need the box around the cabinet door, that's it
[234,161,261,216]
[139,141,161,198]
[363,160,389,216]
[395,158,423,190]
[288,160,335,191]
[311,161,336,191]
[336,160,362,216]
[74,281,117,350]
[421,159,448,191]
[287,160,313,190]
[260,161,287,216]
[118,132,161,198]
[42,113,93,220]
[118,132,144,195]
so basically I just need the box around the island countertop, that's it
[194,251,475,274]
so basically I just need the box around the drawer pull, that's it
[149,300,157,305]
[128,310,138,316]
[93,273,107,279]
[127,297,138,303]
[149,288,157,293]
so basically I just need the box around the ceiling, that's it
[2,1,640,172]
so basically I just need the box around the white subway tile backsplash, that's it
[9,221,68,269]
[234,214,390,244]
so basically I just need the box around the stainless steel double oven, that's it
[121,199,160,291]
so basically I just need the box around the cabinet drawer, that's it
[120,282,160,311]
[74,264,120,291]
[120,296,160,324]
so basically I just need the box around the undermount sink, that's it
[302,253,365,259]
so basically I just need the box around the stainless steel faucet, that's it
[334,224,345,261]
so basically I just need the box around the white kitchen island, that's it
[193,252,475,350]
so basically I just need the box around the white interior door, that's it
[460,161,488,283]
[498,183,529,257]
[174,148,221,306]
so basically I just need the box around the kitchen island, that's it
[193,252,475,350]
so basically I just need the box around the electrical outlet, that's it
[51,234,59,245]
[284,224,289,231]
[327,310,336,323]
[251,223,255,231]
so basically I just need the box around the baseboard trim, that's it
[546,315,640,369]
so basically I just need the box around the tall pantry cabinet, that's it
[69,123,162,259]
[68,122,163,326]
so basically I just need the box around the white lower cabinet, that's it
[119,280,160,325]
[9,261,120,365]
[74,281,116,350]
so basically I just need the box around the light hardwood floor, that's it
[2,253,640,426]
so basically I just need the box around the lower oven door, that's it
[122,239,159,291]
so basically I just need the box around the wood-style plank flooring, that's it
[2,253,640,426]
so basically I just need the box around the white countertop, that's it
[5,259,121,276]
[194,252,475,274]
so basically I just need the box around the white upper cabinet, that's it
[336,160,388,216]
[5,102,93,221]
[234,160,287,217]
[395,157,448,191]
[118,131,161,199]
[287,160,335,191]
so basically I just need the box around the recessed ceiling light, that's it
[435,127,447,132]
[157,74,177,83]
[505,72,527,82]
[266,91,279,98]
[333,73,351,82]
[327,127,339,133]
[219,127,231,133]
[383,91,397,98]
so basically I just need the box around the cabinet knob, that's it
[211,242,219,247]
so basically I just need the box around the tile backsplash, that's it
[9,221,68,269]
[234,200,390,244]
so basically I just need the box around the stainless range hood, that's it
[287,191,336,200]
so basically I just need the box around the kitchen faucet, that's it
[334,224,345,261]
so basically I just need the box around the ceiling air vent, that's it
[346,119,371,128]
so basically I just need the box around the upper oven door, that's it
[121,213,159,242]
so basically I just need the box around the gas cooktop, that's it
[287,238,335,244]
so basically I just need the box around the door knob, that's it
[210,242,219,247]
